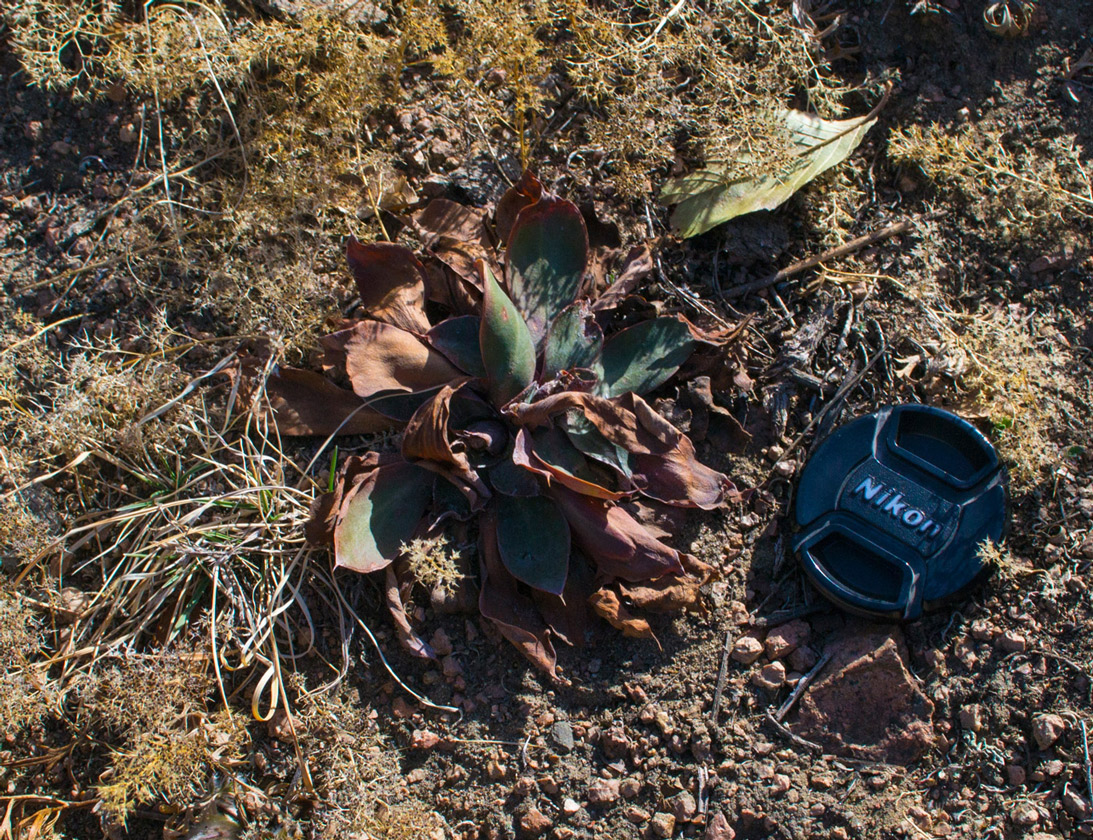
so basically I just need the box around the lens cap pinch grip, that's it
[793,404,1009,620]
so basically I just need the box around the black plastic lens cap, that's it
[794,405,1008,620]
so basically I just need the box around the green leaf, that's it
[542,301,604,381]
[661,108,879,237]
[495,494,570,595]
[506,196,589,346]
[428,316,486,378]
[334,463,434,573]
[562,411,634,479]
[597,318,694,397]
[489,456,541,497]
[479,262,536,406]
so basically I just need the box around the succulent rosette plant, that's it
[259,171,742,677]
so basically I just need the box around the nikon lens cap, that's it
[794,405,1008,620]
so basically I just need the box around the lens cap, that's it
[794,405,1008,620]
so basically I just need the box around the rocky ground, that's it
[2,0,1093,839]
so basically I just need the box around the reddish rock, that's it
[587,778,621,805]
[794,624,935,763]
[753,661,786,691]
[705,812,736,840]
[650,813,676,838]
[519,808,552,837]
[411,729,440,749]
[671,791,697,822]
[732,634,765,665]
[997,630,1027,653]
[601,726,631,760]
[1032,713,1066,749]
[764,619,810,660]
[788,645,819,672]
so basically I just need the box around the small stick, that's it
[749,604,827,629]
[723,214,938,300]
[1082,720,1093,809]
[765,709,822,752]
[776,652,832,722]
[710,631,733,722]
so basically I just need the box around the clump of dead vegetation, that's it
[889,226,1079,486]
[889,122,1093,242]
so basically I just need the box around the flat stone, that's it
[650,812,677,839]
[551,721,575,753]
[794,623,935,764]
[587,778,621,806]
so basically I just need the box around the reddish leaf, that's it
[420,255,480,315]
[513,427,627,501]
[506,195,589,346]
[495,169,543,245]
[320,320,461,399]
[257,366,394,437]
[591,244,655,312]
[478,509,558,678]
[333,460,434,573]
[549,484,686,583]
[508,392,733,509]
[589,588,659,644]
[402,380,491,502]
[386,566,435,659]
[345,238,431,333]
[413,199,499,286]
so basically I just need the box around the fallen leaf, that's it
[661,104,883,237]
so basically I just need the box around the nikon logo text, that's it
[850,476,944,539]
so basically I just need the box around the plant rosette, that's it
[255,171,745,678]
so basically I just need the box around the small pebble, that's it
[1032,713,1066,749]
[752,661,786,691]
[732,635,765,665]
[519,808,552,836]
[650,812,677,839]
